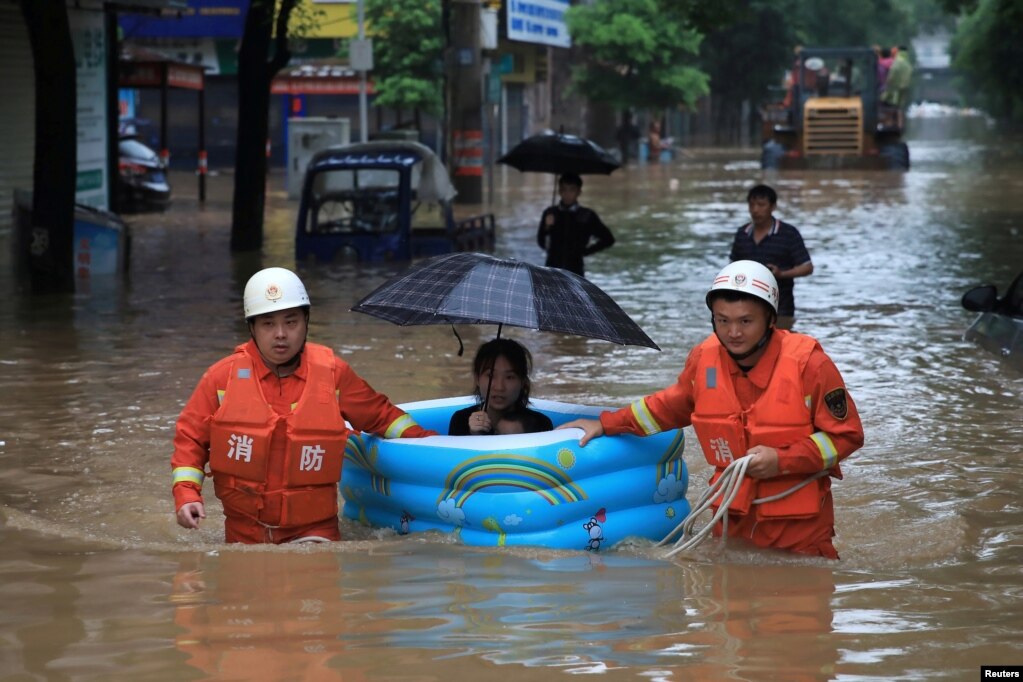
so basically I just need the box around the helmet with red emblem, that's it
[706,260,779,314]
[243,267,310,320]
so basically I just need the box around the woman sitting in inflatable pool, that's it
[341,392,691,551]
[447,339,552,436]
[342,338,689,551]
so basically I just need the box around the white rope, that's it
[658,457,751,557]
[658,459,830,559]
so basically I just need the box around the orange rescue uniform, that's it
[600,329,864,558]
[172,340,435,543]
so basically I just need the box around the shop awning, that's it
[271,62,376,96]
[119,45,205,90]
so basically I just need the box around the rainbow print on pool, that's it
[341,397,690,551]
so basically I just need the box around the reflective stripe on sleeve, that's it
[385,413,416,439]
[173,466,205,487]
[810,431,838,470]
[630,398,662,436]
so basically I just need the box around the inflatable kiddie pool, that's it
[341,397,690,551]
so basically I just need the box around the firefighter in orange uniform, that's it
[560,260,864,558]
[171,267,436,544]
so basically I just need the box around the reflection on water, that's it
[1,117,1022,679]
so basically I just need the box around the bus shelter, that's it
[119,46,208,201]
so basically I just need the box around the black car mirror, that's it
[961,285,998,312]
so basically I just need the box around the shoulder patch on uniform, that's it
[824,388,848,419]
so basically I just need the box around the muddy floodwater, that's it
[1,115,1021,680]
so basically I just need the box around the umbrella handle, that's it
[481,324,503,413]
[450,323,464,357]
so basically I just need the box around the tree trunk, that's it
[19,0,76,293]
[230,0,295,252]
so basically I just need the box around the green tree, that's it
[699,0,798,144]
[363,0,444,129]
[788,0,914,48]
[658,0,747,34]
[565,0,710,115]
[950,0,1023,122]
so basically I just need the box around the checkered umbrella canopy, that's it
[351,252,659,350]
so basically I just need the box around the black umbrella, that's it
[351,252,659,351]
[498,131,620,176]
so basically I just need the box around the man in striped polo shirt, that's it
[729,184,813,329]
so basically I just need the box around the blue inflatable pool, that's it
[341,397,690,551]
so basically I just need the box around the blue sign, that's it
[119,0,247,39]
[507,0,570,48]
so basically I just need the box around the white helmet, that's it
[804,56,825,72]
[243,267,310,319]
[706,260,779,314]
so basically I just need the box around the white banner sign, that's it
[507,0,571,48]
[69,8,109,210]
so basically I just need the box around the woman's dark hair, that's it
[472,338,533,410]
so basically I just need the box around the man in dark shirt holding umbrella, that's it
[537,173,616,278]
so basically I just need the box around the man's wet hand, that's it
[557,418,604,446]
[744,446,780,478]
[176,502,206,529]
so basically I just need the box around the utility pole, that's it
[447,0,483,204]
[356,0,369,142]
